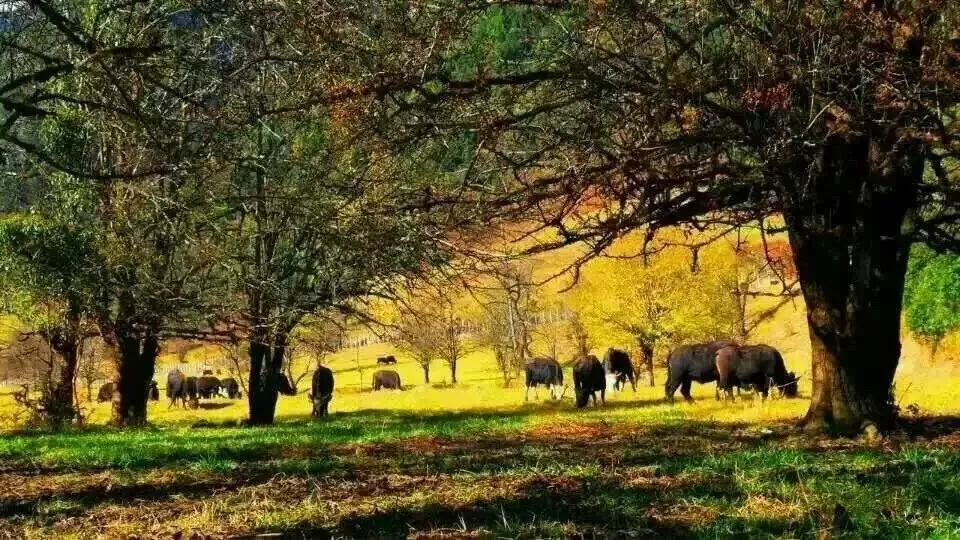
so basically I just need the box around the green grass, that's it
[3,405,960,538]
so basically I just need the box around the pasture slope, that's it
[1,339,960,538]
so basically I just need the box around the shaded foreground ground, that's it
[2,404,960,538]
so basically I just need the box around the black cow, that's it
[149,381,159,401]
[372,370,402,391]
[278,374,297,396]
[376,355,397,365]
[728,344,799,399]
[664,341,735,402]
[523,356,565,401]
[603,348,637,392]
[573,355,606,408]
[309,365,334,417]
[167,369,189,408]
[97,382,116,403]
[196,376,221,399]
[220,377,241,399]
[185,376,199,401]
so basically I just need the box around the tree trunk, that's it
[785,134,922,434]
[639,342,655,387]
[111,328,159,427]
[422,363,430,383]
[247,330,287,425]
[449,359,457,384]
[48,310,82,424]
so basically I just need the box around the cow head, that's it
[780,372,799,397]
[309,392,332,417]
[575,389,590,408]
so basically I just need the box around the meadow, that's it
[2,333,960,538]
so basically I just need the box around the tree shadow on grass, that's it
[250,474,797,539]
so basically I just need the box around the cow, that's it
[149,381,159,401]
[727,344,799,399]
[278,374,297,395]
[97,382,116,403]
[196,376,221,399]
[376,355,397,365]
[603,348,637,392]
[185,376,199,401]
[664,341,735,402]
[523,356,565,401]
[167,370,189,408]
[309,365,334,417]
[714,345,741,400]
[219,377,241,399]
[573,355,606,408]
[372,369,402,391]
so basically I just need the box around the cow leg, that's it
[680,379,693,402]
[600,388,606,405]
[630,373,637,393]
[665,376,683,403]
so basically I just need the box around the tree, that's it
[0,214,103,424]
[475,264,538,386]
[354,1,960,432]
[0,3,238,426]
[569,238,740,386]
[0,3,458,426]
[395,314,440,384]
[904,245,960,356]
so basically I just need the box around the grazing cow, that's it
[97,382,116,403]
[372,369,402,391]
[167,370,189,408]
[523,357,565,401]
[376,355,397,365]
[278,374,297,395]
[573,355,606,408]
[309,365,334,417]
[149,381,159,401]
[220,377,241,399]
[733,344,799,399]
[603,348,637,392]
[664,341,735,402]
[196,376,221,399]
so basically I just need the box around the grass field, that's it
[2,335,960,538]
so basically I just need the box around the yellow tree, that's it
[569,236,740,386]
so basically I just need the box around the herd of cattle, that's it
[96,370,245,407]
[525,342,799,409]
[92,341,799,416]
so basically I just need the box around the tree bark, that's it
[47,309,82,424]
[422,363,430,383]
[639,342,655,387]
[785,134,922,434]
[449,359,457,384]
[247,329,287,425]
[111,327,159,427]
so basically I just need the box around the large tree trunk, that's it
[247,329,287,425]
[111,327,159,427]
[422,363,430,383]
[785,134,922,434]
